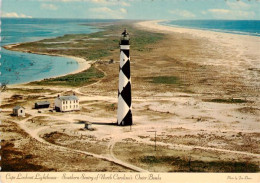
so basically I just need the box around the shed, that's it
[85,122,93,130]
[13,106,25,117]
[35,101,50,109]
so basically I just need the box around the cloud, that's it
[120,2,131,7]
[208,9,230,14]
[2,12,32,18]
[208,9,255,19]
[169,10,196,19]
[41,3,58,10]
[226,1,251,10]
[38,0,130,6]
[90,7,114,14]
[201,11,207,15]
[206,1,255,19]
[119,8,127,14]
[87,0,131,6]
[89,7,127,19]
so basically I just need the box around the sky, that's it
[1,0,260,20]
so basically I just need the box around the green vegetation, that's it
[30,66,104,87]
[150,76,180,84]
[11,23,165,86]
[128,28,164,52]
[205,98,248,103]
[140,155,259,172]
[7,88,54,94]
[105,103,117,111]
[15,24,164,61]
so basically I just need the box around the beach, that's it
[1,20,259,172]
[3,43,92,85]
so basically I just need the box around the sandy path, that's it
[104,121,260,159]
[74,65,108,95]
[134,137,260,158]
[13,113,148,172]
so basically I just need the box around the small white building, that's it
[54,95,79,112]
[13,106,25,117]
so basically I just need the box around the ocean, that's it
[161,20,260,37]
[0,18,115,85]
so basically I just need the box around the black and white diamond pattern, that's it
[117,47,132,126]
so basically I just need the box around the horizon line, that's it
[1,17,260,21]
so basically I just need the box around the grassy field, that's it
[30,65,104,86]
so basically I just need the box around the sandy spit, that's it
[136,20,260,64]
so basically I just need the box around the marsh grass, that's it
[204,98,248,103]
[150,76,180,85]
[31,66,104,87]
[7,88,54,94]
[140,155,259,172]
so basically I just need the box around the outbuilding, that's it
[35,101,50,109]
[13,106,25,117]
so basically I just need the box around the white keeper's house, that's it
[54,95,80,112]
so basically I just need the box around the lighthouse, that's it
[117,29,132,126]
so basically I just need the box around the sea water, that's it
[161,20,260,37]
[0,18,115,85]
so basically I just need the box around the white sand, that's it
[58,55,92,76]
[136,20,260,68]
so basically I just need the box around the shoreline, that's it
[157,20,260,38]
[136,20,260,83]
[136,20,260,53]
[136,20,260,39]
[3,43,92,87]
